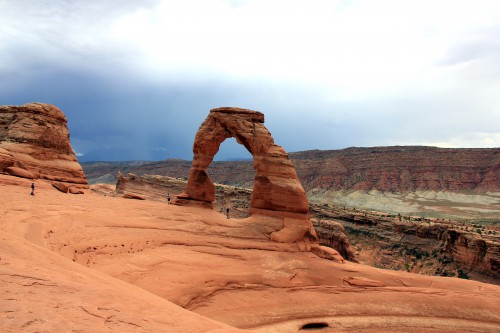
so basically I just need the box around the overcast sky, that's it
[2,0,500,161]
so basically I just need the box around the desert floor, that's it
[307,189,500,220]
[1,174,500,332]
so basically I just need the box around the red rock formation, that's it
[0,103,88,191]
[115,172,187,202]
[176,107,317,244]
[313,219,357,262]
[292,146,500,193]
[444,229,499,277]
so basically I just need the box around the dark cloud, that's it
[2,62,354,161]
[2,0,500,160]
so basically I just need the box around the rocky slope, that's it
[311,205,500,285]
[0,103,88,191]
[112,173,253,218]
[2,174,500,332]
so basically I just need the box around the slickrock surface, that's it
[0,232,241,333]
[113,173,253,219]
[115,172,187,201]
[0,103,88,191]
[176,107,315,244]
[2,174,500,333]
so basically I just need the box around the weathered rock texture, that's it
[311,204,500,283]
[176,107,315,244]
[313,218,357,262]
[0,103,88,191]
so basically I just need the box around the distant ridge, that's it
[82,146,500,193]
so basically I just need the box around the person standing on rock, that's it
[226,207,230,219]
[30,182,35,196]
[167,193,171,205]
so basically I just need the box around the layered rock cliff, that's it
[0,103,88,191]
[291,146,500,193]
[83,146,500,193]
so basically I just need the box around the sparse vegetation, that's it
[405,262,410,272]
[457,268,470,280]
[309,200,498,284]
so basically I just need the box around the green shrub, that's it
[457,268,470,279]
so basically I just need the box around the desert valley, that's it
[1,103,500,332]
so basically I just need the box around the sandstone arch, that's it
[176,107,318,244]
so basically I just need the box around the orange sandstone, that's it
[0,103,88,191]
[1,174,499,332]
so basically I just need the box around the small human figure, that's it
[226,207,230,219]
[31,182,35,196]
[167,193,171,205]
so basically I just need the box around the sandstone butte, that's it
[1,105,500,332]
[0,102,88,192]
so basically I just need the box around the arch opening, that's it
[209,137,255,218]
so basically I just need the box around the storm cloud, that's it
[2,0,500,161]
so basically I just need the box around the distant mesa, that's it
[175,107,324,249]
[290,146,500,193]
[0,102,88,192]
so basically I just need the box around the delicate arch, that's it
[177,107,309,214]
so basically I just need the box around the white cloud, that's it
[399,132,500,149]
[3,0,500,92]
[104,0,500,97]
